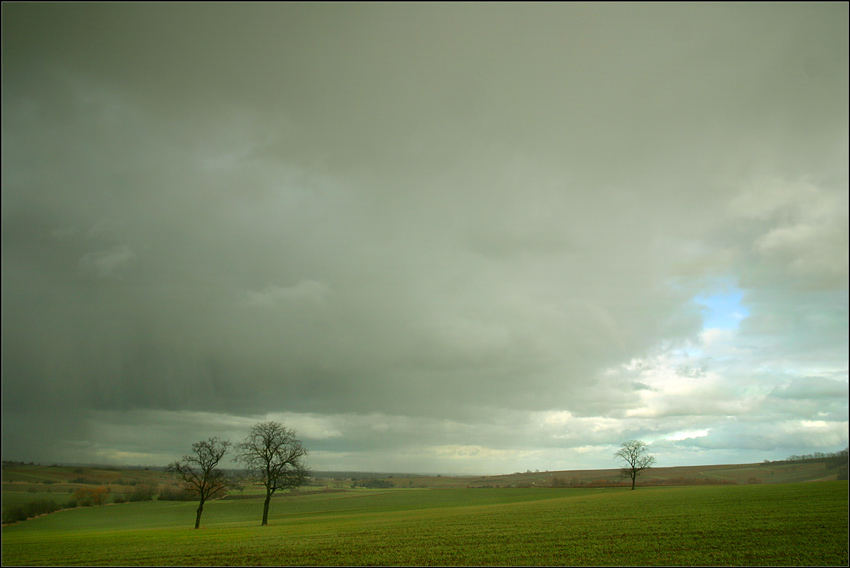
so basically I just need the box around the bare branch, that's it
[237,421,309,525]
[165,437,232,528]
[614,440,655,490]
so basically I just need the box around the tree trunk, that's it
[195,500,204,529]
[261,493,271,526]
[631,474,636,490]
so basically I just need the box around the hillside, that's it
[460,460,845,488]
[4,458,846,496]
[314,459,846,489]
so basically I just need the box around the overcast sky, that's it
[2,3,847,474]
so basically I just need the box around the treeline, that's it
[71,477,148,486]
[761,447,848,465]
[4,487,120,524]
[549,477,739,488]
[2,484,197,525]
[351,479,395,489]
[111,484,194,503]
[2,499,65,524]
[763,448,848,480]
[782,447,848,465]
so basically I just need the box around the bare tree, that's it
[165,437,231,528]
[237,421,309,526]
[614,439,655,490]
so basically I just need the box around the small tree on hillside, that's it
[165,437,231,529]
[238,421,309,526]
[615,439,655,490]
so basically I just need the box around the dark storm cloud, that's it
[2,3,847,471]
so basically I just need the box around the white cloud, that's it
[433,444,518,459]
[666,429,710,441]
[771,377,849,400]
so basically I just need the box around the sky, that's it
[2,3,848,475]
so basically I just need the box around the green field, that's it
[2,482,847,566]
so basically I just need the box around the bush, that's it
[2,506,27,524]
[112,494,126,504]
[157,486,195,501]
[127,484,156,502]
[75,487,109,506]
[352,479,395,489]
[2,499,61,524]
[25,499,59,518]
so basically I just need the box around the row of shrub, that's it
[2,485,194,525]
[71,477,102,485]
[157,486,194,501]
[651,476,738,486]
[109,484,187,502]
[351,479,395,489]
[126,485,157,502]
[2,499,66,524]
[549,476,742,487]
[68,478,144,486]
[75,487,110,506]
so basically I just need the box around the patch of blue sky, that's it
[694,287,750,331]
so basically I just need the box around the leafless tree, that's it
[614,439,655,490]
[237,421,309,526]
[165,437,231,528]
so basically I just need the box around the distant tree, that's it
[238,421,309,526]
[157,485,195,501]
[127,484,156,502]
[165,437,231,529]
[353,479,394,489]
[227,476,247,495]
[74,486,109,506]
[614,440,656,490]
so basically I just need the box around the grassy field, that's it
[2,481,847,566]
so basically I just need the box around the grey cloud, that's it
[79,245,136,278]
[732,178,849,290]
[684,420,849,454]
[243,281,331,309]
[2,3,847,472]
[771,377,850,401]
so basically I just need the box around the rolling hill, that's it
[4,456,846,497]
